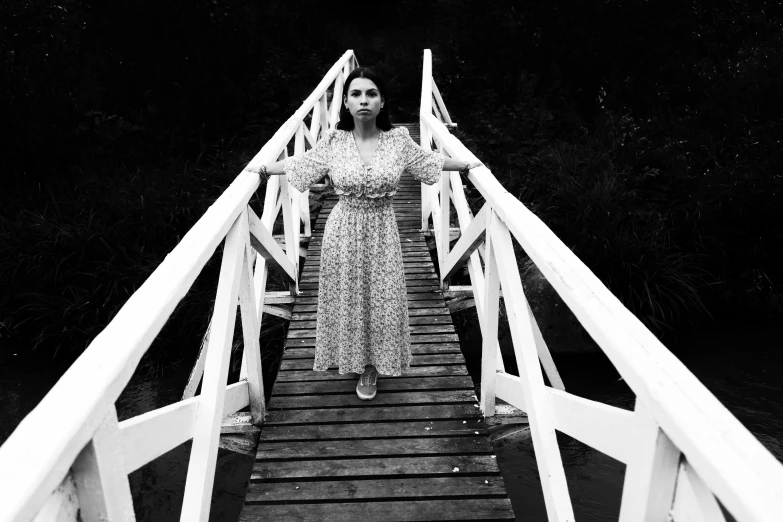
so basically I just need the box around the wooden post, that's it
[278,148,298,296]
[180,215,245,522]
[439,153,450,290]
[449,172,505,373]
[292,124,304,259]
[182,325,209,400]
[72,405,135,521]
[319,94,329,140]
[670,461,727,521]
[420,50,434,231]
[619,400,681,521]
[480,211,500,416]
[491,216,575,521]
[432,80,453,125]
[237,210,265,424]
[309,95,322,142]
[329,72,344,130]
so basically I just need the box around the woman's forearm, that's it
[246,159,286,178]
[442,157,469,171]
[266,160,286,175]
[442,157,483,172]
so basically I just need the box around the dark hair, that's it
[336,67,392,131]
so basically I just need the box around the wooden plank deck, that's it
[238,124,516,521]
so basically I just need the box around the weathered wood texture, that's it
[239,128,515,520]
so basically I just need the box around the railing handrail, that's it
[419,49,783,521]
[0,50,356,521]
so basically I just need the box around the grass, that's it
[0,125,297,372]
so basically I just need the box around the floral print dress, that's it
[284,126,445,376]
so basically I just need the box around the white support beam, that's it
[180,215,245,522]
[491,215,574,521]
[441,203,489,281]
[619,399,681,522]
[432,80,453,124]
[547,388,635,464]
[118,381,249,473]
[238,211,265,424]
[479,213,501,417]
[309,95,322,144]
[72,406,135,522]
[439,155,451,289]
[329,71,345,129]
[494,372,526,412]
[449,172,505,373]
[33,472,79,522]
[670,461,727,522]
[247,207,296,284]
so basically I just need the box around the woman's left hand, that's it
[460,160,484,175]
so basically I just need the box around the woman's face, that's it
[344,77,384,123]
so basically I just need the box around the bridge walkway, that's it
[238,124,516,521]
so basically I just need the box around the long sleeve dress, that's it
[284,126,445,376]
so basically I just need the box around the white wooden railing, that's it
[0,50,359,522]
[419,49,783,522]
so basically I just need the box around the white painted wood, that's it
[301,120,317,150]
[329,71,345,129]
[435,50,783,518]
[238,211,265,423]
[309,94,323,143]
[671,461,727,522]
[494,372,526,412]
[432,80,453,124]
[527,300,565,391]
[448,173,505,373]
[420,50,434,231]
[317,93,329,139]
[430,186,444,262]
[291,124,304,265]
[182,323,210,400]
[0,173,262,522]
[300,189,311,237]
[421,183,431,230]
[491,216,574,521]
[432,95,446,123]
[547,388,635,464]
[619,400,681,521]
[247,206,295,283]
[253,171,282,323]
[180,215,245,522]
[262,292,296,305]
[71,406,134,522]
[278,168,298,297]
[262,304,293,320]
[480,212,501,417]
[421,105,783,519]
[439,154,451,289]
[118,381,249,473]
[441,203,488,281]
[33,472,79,522]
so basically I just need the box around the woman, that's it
[248,67,481,400]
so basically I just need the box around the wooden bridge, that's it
[239,154,516,520]
[2,50,783,522]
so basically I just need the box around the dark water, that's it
[2,324,781,521]
[455,313,783,521]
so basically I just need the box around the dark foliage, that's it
[1,0,781,363]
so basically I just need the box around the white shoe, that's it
[356,366,378,400]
